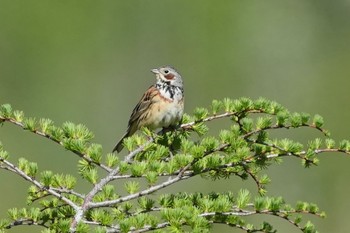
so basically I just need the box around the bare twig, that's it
[6,218,48,229]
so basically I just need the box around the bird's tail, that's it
[112,132,129,153]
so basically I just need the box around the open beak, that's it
[151,68,159,74]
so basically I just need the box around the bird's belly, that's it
[144,101,183,129]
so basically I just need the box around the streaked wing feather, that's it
[128,85,158,127]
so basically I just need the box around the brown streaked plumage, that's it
[113,66,184,153]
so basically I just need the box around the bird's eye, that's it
[164,69,169,74]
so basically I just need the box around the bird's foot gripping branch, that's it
[0,97,349,233]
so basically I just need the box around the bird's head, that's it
[152,66,183,88]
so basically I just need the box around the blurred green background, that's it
[0,0,350,232]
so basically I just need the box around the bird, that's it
[113,66,184,153]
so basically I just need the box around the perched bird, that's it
[113,66,184,153]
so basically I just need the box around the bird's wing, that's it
[127,85,159,129]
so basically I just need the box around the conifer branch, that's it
[88,170,192,209]
[0,157,79,211]
[0,99,343,232]
[180,109,264,129]
[0,116,111,172]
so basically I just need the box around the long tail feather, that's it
[112,132,129,153]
